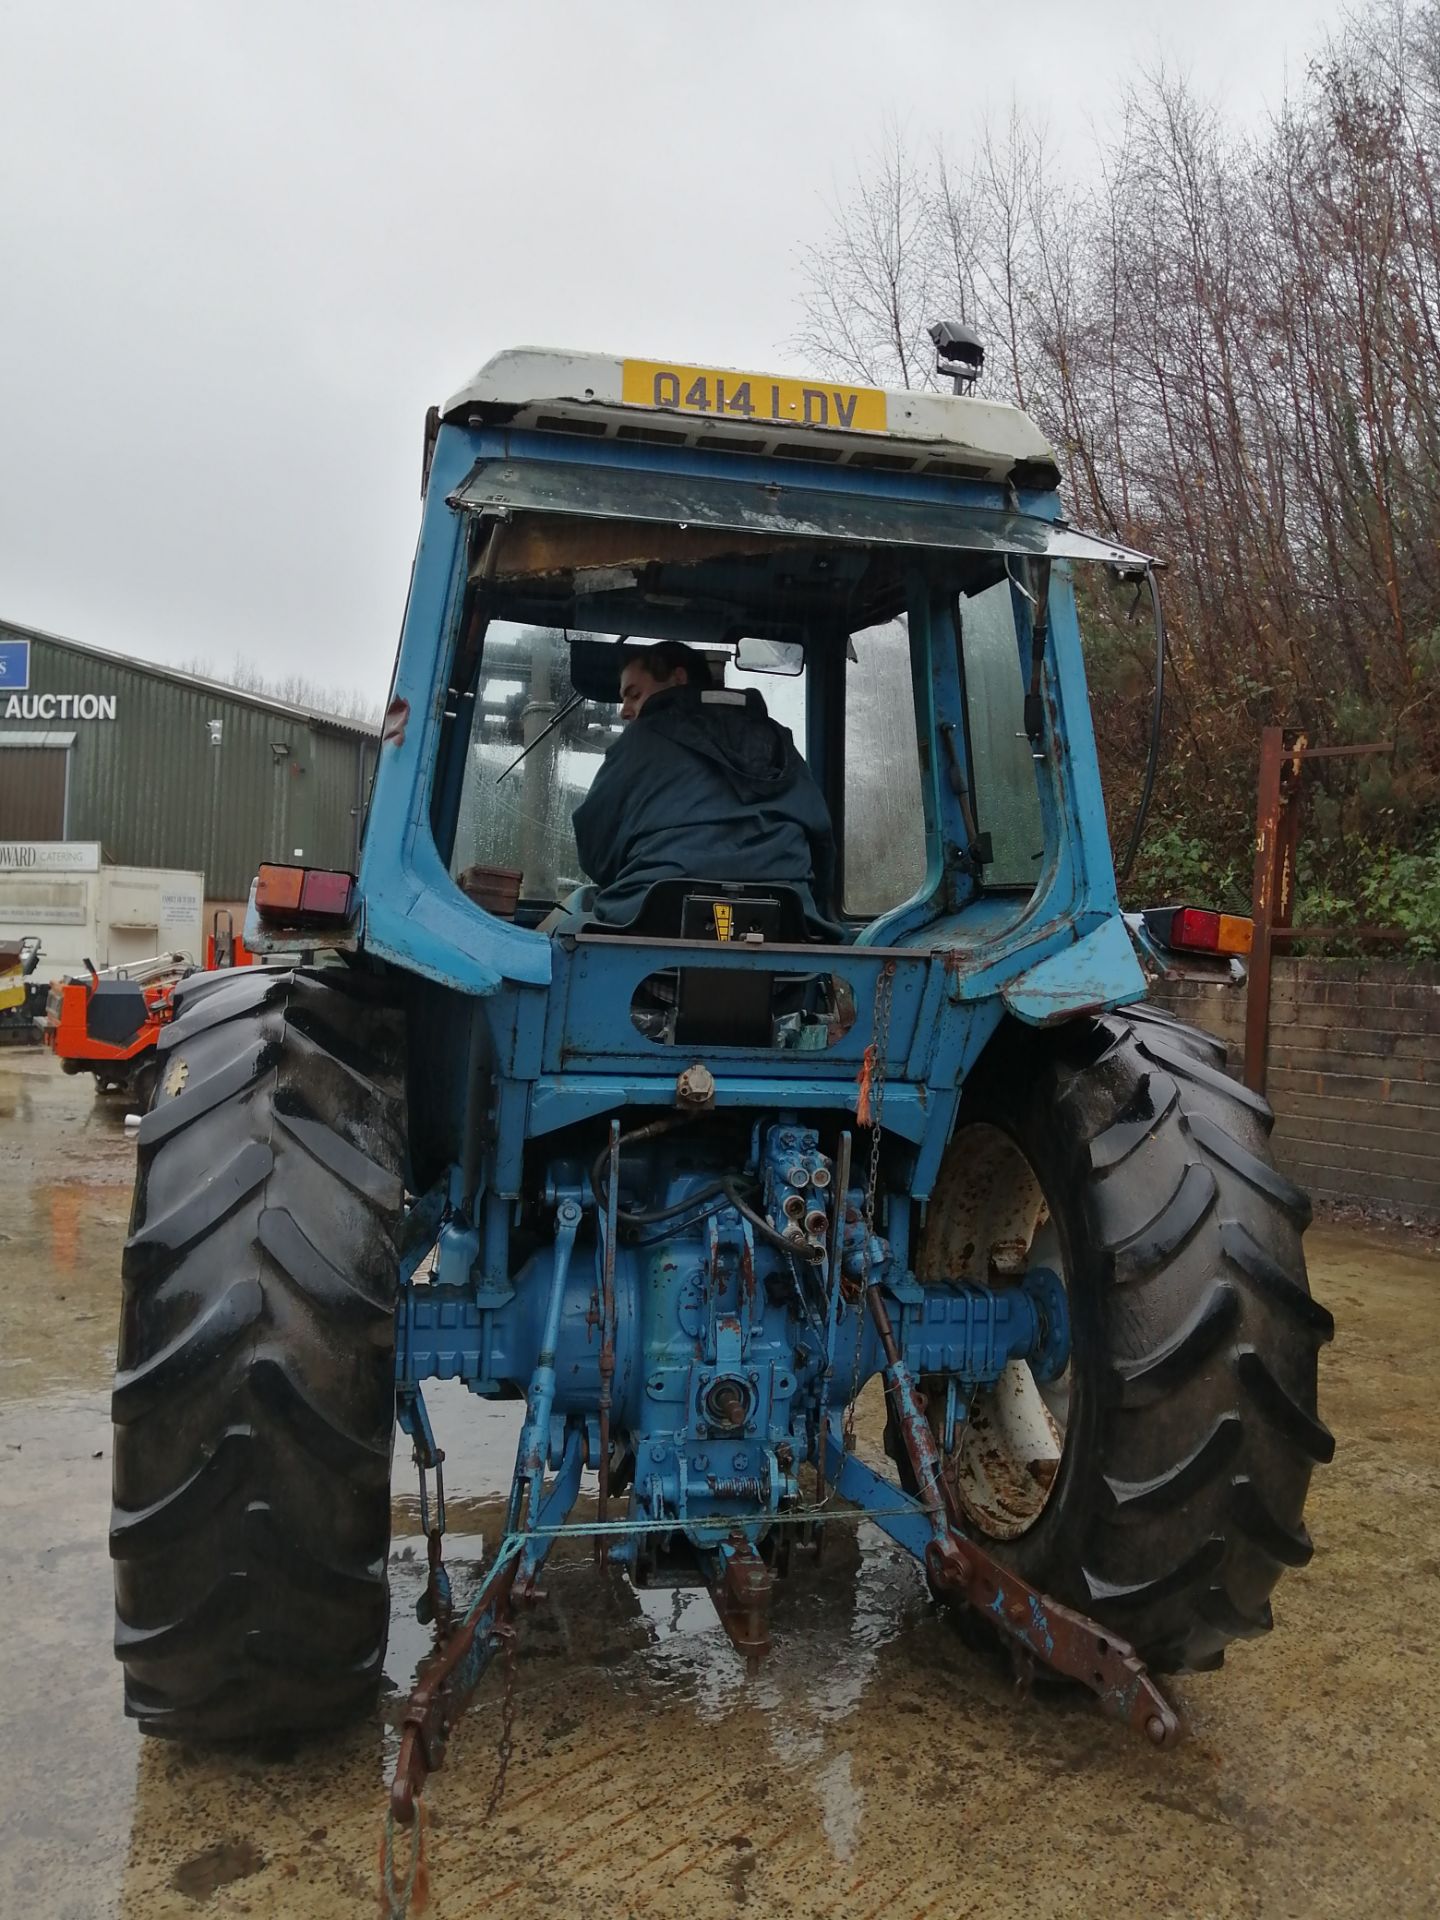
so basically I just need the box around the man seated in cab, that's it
[571,640,837,935]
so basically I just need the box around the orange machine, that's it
[205,910,254,971]
[44,916,254,1106]
[43,953,190,1106]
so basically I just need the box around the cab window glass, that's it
[450,624,811,907]
[452,623,611,905]
[959,581,1044,888]
[843,616,927,917]
[734,656,807,757]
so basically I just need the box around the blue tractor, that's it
[110,340,1332,1825]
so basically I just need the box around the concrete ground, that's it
[1,1047,1436,1920]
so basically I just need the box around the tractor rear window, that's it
[450,622,808,912]
[843,616,927,916]
[959,580,1045,889]
[841,586,1046,916]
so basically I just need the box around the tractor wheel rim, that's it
[945,1124,1071,1541]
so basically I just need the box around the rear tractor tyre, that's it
[907,1004,1334,1674]
[130,1055,161,1113]
[110,964,407,1738]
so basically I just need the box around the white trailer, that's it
[0,841,205,984]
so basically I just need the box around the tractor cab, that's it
[321,347,1164,1131]
[385,350,1156,974]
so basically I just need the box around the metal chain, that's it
[484,1617,519,1820]
[843,961,896,1457]
[863,962,895,1239]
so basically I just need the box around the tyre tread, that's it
[1185,1110,1312,1227]
[110,965,404,1741]
[1237,1347,1335,1463]
[1088,1069,1179,1171]
[111,1277,263,1423]
[935,1006,1326,1675]
[1104,1414,1243,1517]
[1137,1028,1274,1125]
[1105,1159,1217,1277]
[1230,1474,1315,1567]
[1111,1281,1239,1406]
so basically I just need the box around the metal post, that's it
[1245,726,1286,1096]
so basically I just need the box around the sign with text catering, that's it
[0,841,102,873]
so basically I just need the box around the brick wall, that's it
[1144,958,1440,1217]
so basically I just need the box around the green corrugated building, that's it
[0,619,378,911]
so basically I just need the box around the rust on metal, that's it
[921,1533,1180,1748]
[1028,997,1106,1028]
[705,1531,774,1664]
[390,1558,521,1827]
[1284,740,1395,760]
[865,1273,1182,1749]
[423,1523,453,1633]
[1245,727,1405,1094]
[706,1379,747,1429]
[1244,726,1290,1095]
[865,1285,951,1524]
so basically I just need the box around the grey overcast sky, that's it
[0,0,1349,701]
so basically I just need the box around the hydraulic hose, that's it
[588,1119,826,1262]
[588,1115,722,1226]
[720,1178,826,1264]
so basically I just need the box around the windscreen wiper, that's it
[495,690,585,785]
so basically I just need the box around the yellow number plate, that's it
[622,359,887,434]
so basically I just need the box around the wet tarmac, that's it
[1,1046,1436,1918]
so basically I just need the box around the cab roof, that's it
[441,347,1061,489]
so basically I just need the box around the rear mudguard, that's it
[1001,915,1147,1026]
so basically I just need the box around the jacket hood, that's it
[636,685,798,802]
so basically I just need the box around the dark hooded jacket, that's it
[572,685,837,931]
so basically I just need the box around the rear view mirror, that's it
[734,636,804,676]
[569,637,625,702]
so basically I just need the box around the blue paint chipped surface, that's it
[1028,1590,1056,1658]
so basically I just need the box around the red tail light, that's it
[256,864,354,927]
[1172,908,1222,950]
[1143,906,1253,957]
[299,869,354,918]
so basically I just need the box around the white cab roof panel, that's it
[442,347,1059,484]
